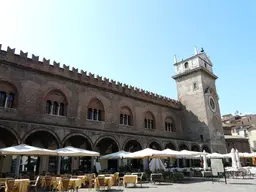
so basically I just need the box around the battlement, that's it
[0,45,181,109]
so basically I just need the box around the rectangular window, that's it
[93,110,97,120]
[127,115,131,125]
[124,115,127,125]
[193,82,198,90]
[151,120,154,129]
[120,114,123,124]
[88,109,92,119]
[200,135,204,142]
[144,119,148,128]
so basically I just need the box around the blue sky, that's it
[1,0,255,115]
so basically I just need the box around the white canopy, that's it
[0,144,57,156]
[122,148,160,159]
[239,152,256,158]
[151,148,181,158]
[100,150,130,159]
[177,150,207,158]
[55,146,99,157]
[206,152,231,159]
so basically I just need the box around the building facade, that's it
[0,45,225,173]
[222,113,255,153]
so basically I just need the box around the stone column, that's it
[143,158,149,171]
[57,156,61,175]
[91,157,95,171]
[39,156,49,173]
[183,159,186,167]
[15,155,21,177]
[96,110,99,121]
[177,158,180,167]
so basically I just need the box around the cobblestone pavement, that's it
[80,178,256,192]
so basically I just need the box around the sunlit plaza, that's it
[1,1,256,192]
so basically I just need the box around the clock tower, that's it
[172,48,226,153]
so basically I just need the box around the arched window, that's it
[184,62,188,68]
[144,111,155,129]
[0,82,17,108]
[120,106,133,126]
[0,91,6,107]
[44,90,67,116]
[46,100,52,114]
[87,98,104,121]
[165,117,176,132]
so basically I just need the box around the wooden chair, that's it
[0,183,5,192]
[97,175,106,191]
[5,180,18,192]
[61,178,71,192]
[29,176,41,192]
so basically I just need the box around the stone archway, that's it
[165,142,177,167]
[95,137,119,171]
[191,145,200,152]
[123,140,142,152]
[179,143,189,151]
[202,145,211,153]
[148,141,162,150]
[0,127,19,147]
[123,140,143,171]
[62,134,93,173]
[0,127,19,173]
[191,144,201,167]
[178,143,189,168]
[165,142,177,150]
[24,131,60,174]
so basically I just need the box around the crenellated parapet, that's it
[0,45,181,109]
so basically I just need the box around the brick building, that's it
[222,113,254,153]
[0,45,226,173]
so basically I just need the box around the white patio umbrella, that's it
[149,158,166,172]
[235,149,241,168]
[55,146,100,157]
[0,144,57,177]
[0,144,57,156]
[122,148,160,159]
[100,150,130,159]
[202,150,208,170]
[231,148,237,169]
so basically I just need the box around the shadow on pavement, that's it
[228,182,256,185]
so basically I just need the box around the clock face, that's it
[209,96,217,113]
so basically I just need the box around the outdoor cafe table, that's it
[123,175,138,186]
[41,176,60,189]
[57,178,82,191]
[77,174,95,188]
[5,179,30,192]
[94,176,114,190]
